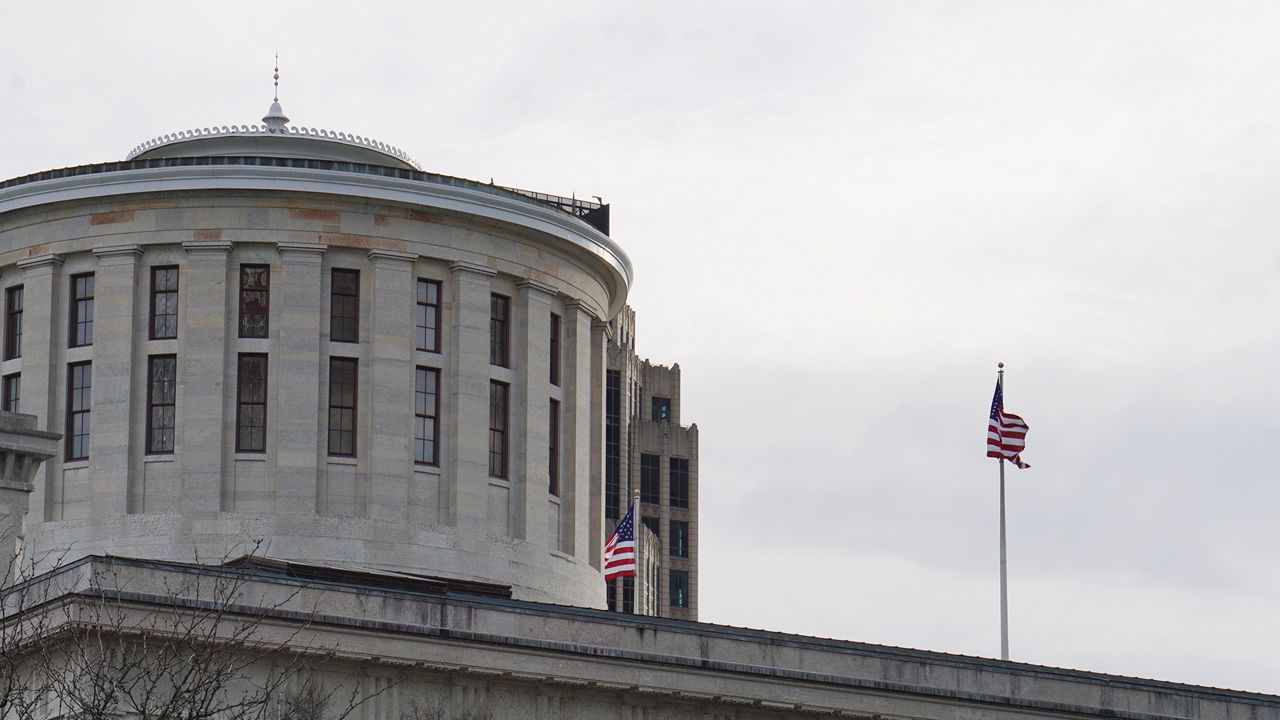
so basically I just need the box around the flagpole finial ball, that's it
[998,362,1004,369]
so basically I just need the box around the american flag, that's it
[603,505,637,581]
[987,376,1030,469]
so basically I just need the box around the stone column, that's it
[513,279,553,545]
[446,261,495,530]
[275,243,325,514]
[0,412,60,588]
[89,245,140,517]
[367,250,415,524]
[17,254,62,522]
[179,241,231,512]
[588,318,608,569]
[561,302,595,559]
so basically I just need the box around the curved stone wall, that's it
[0,171,623,608]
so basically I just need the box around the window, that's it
[670,520,689,558]
[238,265,270,338]
[69,273,94,347]
[4,285,22,360]
[146,355,177,454]
[488,381,508,478]
[416,279,441,352]
[641,516,659,538]
[605,370,621,520]
[328,357,358,456]
[65,362,91,460]
[669,569,689,609]
[652,396,670,423]
[670,457,689,508]
[149,266,179,339]
[2,373,19,413]
[548,399,560,495]
[622,575,635,614]
[414,367,439,465]
[640,454,660,504]
[235,354,267,452]
[489,294,509,367]
[549,313,561,385]
[330,269,359,343]
[606,578,617,612]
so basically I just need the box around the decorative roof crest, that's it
[262,53,289,131]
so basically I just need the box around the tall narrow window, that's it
[330,269,360,343]
[670,520,689,558]
[2,373,19,413]
[489,294,509,367]
[622,575,635,614]
[549,313,561,385]
[146,355,177,454]
[416,279,441,352]
[238,265,270,338]
[66,361,91,460]
[488,381,508,478]
[669,457,689,508]
[548,399,561,495]
[235,354,267,452]
[640,454,660,504]
[669,570,689,609]
[328,358,358,456]
[4,285,23,360]
[414,366,439,465]
[641,516,660,538]
[605,370,621,520]
[69,273,94,347]
[149,266,179,339]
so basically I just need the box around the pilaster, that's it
[562,301,595,559]
[179,240,231,512]
[275,243,325,513]
[367,249,415,524]
[89,244,140,517]
[17,254,62,522]
[447,261,496,530]
[588,317,608,569]
[513,279,554,545]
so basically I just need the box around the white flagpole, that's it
[998,362,1009,661]
[632,488,641,616]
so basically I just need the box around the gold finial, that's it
[998,362,1004,369]
[632,489,641,501]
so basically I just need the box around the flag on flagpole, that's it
[987,376,1030,468]
[603,504,637,581]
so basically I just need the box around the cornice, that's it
[16,253,62,271]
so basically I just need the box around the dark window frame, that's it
[65,361,92,461]
[669,457,690,508]
[489,380,509,478]
[605,370,621,520]
[327,357,358,457]
[2,372,19,413]
[669,569,689,608]
[549,312,561,386]
[640,453,660,505]
[4,285,23,360]
[414,366,440,466]
[238,264,271,339]
[330,269,360,344]
[652,396,671,423]
[235,353,268,453]
[416,279,441,353]
[145,354,177,455]
[489,294,510,367]
[549,399,560,496]
[670,520,689,558]
[148,266,179,340]
[68,273,95,348]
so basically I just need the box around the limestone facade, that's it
[0,129,633,608]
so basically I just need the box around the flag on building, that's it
[987,376,1030,468]
[603,505,637,581]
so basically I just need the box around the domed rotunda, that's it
[0,89,629,608]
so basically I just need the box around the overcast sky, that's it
[3,0,1278,695]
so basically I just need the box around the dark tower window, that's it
[327,357,358,456]
[235,354,268,452]
[489,381,509,478]
[66,361,92,460]
[4,285,23,360]
[416,279,441,352]
[490,294,510,367]
[414,366,439,465]
[69,273,94,347]
[330,269,360,343]
[238,265,270,338]
[149,266,179,339]
[146,355,177,454]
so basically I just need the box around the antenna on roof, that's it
[273,51,280,102]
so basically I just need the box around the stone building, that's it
[605,307,699,620]
[1,90,1277,719]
